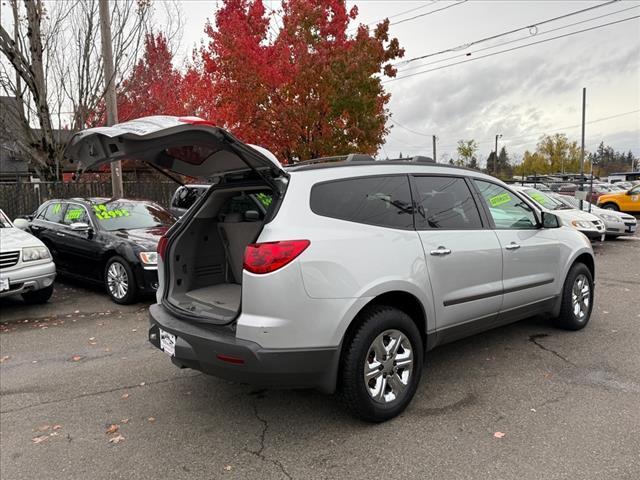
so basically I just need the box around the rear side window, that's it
[41,202,65,223]
[412,176,482,229]
[310,175,414,229]
[63,204,90,226]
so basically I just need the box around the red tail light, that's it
[243,240,310,274]
[157,236,169,261]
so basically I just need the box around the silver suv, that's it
[68,117,596,422]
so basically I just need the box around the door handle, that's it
[56,232,66,237]
[505,242,520,250]
[430,246,451,256]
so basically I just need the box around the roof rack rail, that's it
[294,153,376,167]
[387,155,435,163]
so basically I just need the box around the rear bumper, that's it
[0,261,56,298]
[148,304,339,393]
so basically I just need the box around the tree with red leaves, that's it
[186,0,404,163]
[117,32,188,122]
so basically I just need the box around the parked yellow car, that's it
[597,184,640,212]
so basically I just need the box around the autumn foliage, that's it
[112,0,403,163]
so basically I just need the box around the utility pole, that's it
[432,135,437,163]
[99,0,123,198]
[579,87,586,210]
[494,134,502,176]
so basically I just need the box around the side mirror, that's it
[541,212,560,228]
[69,222,91,232]
[626,190,633,196]
[13,218,30,230]
[244,210,260,221]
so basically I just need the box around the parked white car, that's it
[512,186,606,241]
[0,210,56,303]
[549,193,637,238]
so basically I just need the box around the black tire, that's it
[339,306,423,422]
[21,284,54,304]
[104,256,138,304]
[601,202,619,211]
[553,263,594,330]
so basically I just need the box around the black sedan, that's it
[27,198,175,304]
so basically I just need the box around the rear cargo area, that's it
[164,184,273,322]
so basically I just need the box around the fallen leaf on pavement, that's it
[1,355,11,363]
[147,417,155,422]
[89,341,97,346]
[52,425,63,430]
[493,431,506,439]
[121,393,129,399]
[108,434,125,444]
[89,337,95,341]
[224,465,233,471]
[32,435,49,444]
[71,355,82,362]
[121,418,130,424]
[139,382,145,386]
[530,408,536,413]
[105,424,119,435]
[37,424,50,432]
[74,310,80,314]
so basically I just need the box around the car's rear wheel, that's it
[105,256,137,304]
[339,306,423,422]
[554,263,594,330]
[22,284,54,304]
[601,203,619,211]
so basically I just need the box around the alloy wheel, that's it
[571,273,590,320]
[107,262,129,300]
[364,329,414,404]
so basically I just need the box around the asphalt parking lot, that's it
[1,237,639,480]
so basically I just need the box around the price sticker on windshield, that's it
[489,193,511,207]
[93,205,130,220]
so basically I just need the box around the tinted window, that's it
[42,202,65,223]
[219,191,272,219]
[412,176,482,229]
[63,204,91,226]
[311,176,414,229]
[172,186,208,209]
[474,180,537,229]
[91,201,175,231]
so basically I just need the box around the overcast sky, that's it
[171,0,639,165]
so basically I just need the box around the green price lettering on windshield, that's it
[255,193,272,207]
[93,204,130,220]
[530,193,546,205]
[52,203,62,214]
[489,193,511,207]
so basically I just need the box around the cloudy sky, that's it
[172,0,639,166]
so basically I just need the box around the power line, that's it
[388,118,435,137]
[396,4,640,75]
[383,15,640,83]
[347,1,438,32]
[386,109,640,150]
[393,0,619,67]
[391,0,468,26]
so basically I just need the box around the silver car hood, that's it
[0,227,45,251]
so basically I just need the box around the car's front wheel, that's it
[339,306,423,422]
[601,202,619,211]
[104,256,138,304]
[554,262,594,330]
